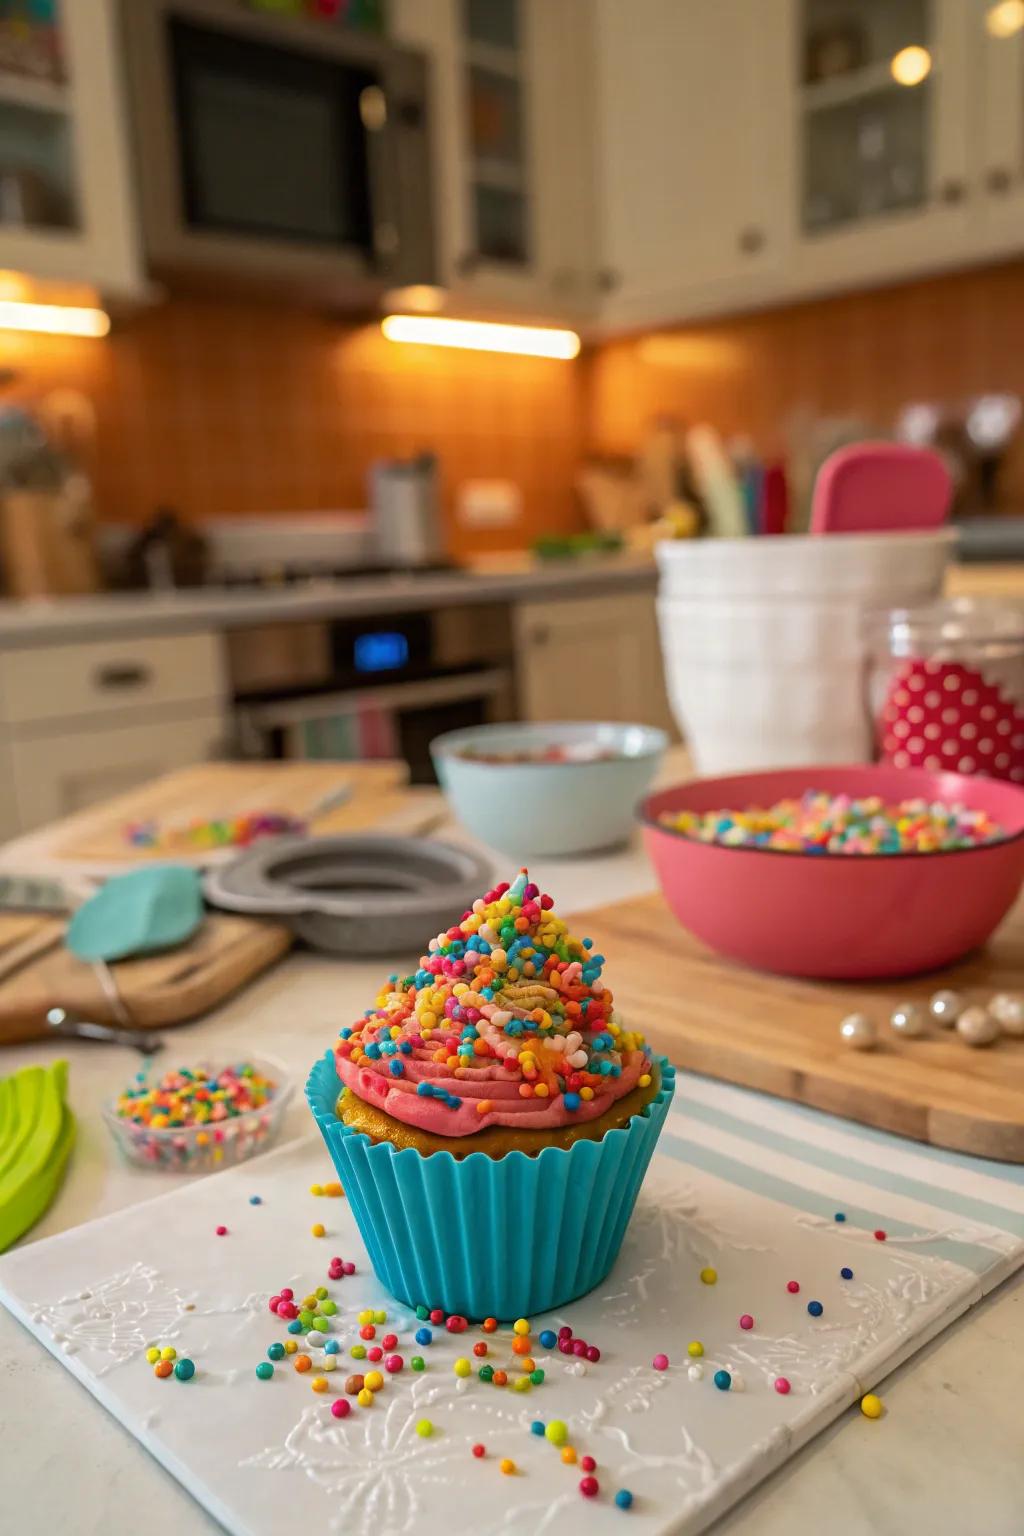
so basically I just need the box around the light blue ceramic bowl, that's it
[431,720,667,858]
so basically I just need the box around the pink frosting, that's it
[336,1047,649,1138]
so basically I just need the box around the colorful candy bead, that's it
[659,793,1005,855]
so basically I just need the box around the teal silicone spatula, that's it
[810,441,953,535]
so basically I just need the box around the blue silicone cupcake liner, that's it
[306,1050,675,1319]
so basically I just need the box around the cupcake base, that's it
[336,1066,662,1158]
[307,1049,675,1320]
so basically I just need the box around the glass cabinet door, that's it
[0,1,79,232]
[460,0,531,267]
[800,0,934,235]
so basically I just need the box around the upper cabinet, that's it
[786,0,974,297]
[593,0,792,331]
[592,0,1024,332]
[977,0,1024,252]
[0,0,142,296]
[391,0,599,318]
[5,1,1024,330]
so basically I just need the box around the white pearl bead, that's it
[929,989,964,1027]
[839,1012,876,1050]
[990,993,1024,1037]
[320,1355,336,1372]
[956,1006,999,1048]
[889,1002,926,1039]
[688,1363,704,1381]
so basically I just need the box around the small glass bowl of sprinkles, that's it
[657,791,1008,856]
[103,1057,293,1172]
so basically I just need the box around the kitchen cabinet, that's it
[976,4,1024,256]
[6,711,227,831]
[591,0,1024,332]
[514,591,673,732]
[593,0,792,332]
[391,0,599,319]
[786,0,975,301]
[0,631,228,833]
[0,0,142,297]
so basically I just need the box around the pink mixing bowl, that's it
[640,765,1024,980]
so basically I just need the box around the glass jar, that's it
[866,598,1024,783]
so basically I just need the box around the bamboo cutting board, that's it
[580,891,1024,1162]
[0,910,291,1046]
[57,760,410,865]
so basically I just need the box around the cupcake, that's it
[307,869,674,1318]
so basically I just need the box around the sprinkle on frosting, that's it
[335,869,652,1138]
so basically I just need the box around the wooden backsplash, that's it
[3,257,1024,546]
[0,296,587,549]
[586,258,1024,510]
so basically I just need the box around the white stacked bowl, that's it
[656,530,956,774]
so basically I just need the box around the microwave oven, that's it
[119,0,436,303]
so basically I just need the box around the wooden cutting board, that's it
[580,890,1024,1162]
[0,910,291,1046]
[57,760,410,865]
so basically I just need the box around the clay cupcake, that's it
[307,869,674,1317]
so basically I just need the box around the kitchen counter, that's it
[0,557,658,649]
[1,761,1022,1536]
[0,555,1020,652]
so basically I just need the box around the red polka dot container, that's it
[869,600,1024,784]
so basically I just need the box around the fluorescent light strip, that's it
[381,314,580,360]
[0,301,111,338]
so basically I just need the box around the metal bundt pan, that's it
[203,835,494,955]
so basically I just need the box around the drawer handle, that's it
[95,663,152,690]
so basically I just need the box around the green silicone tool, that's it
[0,1060,75,1252]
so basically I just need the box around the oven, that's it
[119,0,436,301]
[231,605,515,784]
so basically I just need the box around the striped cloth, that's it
[664,1072,1024,1282]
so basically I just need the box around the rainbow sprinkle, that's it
[659,792,1005,855]
[336,869,649,1109]
[114,1063,276,1130]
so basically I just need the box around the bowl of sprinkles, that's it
[641,765,1024,979]
[105,1057,293,1172]
[306,868,674,1318]
[431,721,667,858]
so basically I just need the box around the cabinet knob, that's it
[738,226,765,255]
[529,625,550,647]
[455,252,479,277]
[986,167,1013,196]
[937,177,966,205]
[596,268,621,293]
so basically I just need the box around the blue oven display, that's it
[354,630,410,673]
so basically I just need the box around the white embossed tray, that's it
[2,1074,1023,1536]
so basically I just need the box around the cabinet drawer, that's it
[8,710,227,833]
[0,632,226,728]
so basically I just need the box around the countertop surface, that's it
[0,758,1022,1536]
[0,554,1019,652]
[0,557,657,649]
